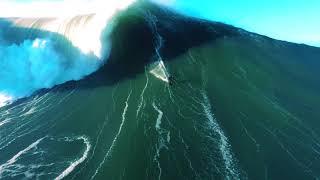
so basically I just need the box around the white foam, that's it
[149,60,169,83]
[0,0,136,103]
[0,94,12,108]
[91,90,132,179]
[0,119,10,127]
[166,132,171,143]
[55,136,91,180]
[0,137,44,176]
[32,39,47,49]
[6,0,136,58]
[136,69,149,117]
[152,102,163,130]
[201,92,240,179]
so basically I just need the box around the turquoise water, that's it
[1,2,320,180]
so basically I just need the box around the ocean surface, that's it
[1,2,320,180]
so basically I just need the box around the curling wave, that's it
[0,0,136,107]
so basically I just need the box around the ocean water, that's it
[1,2,320,180]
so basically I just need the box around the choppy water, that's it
[1,2,320,180]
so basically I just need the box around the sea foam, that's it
[0,0,136,107]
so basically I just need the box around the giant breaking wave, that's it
[0,0,135,107]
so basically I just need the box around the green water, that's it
[1,2,320,180]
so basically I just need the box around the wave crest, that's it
[0,0,136,107]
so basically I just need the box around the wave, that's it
[0,36,100,105]
[55,136,91,180]
[0,119,10,127]
[0,0,136,107]
[9,14,109,58]
[201,91,241,179]
[0,137,45,176]
[0,135,91,179]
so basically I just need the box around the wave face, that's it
[152,0,320,47]
[0,0,136,106]
[1,2,320,180]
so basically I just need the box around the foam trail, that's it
[136,69,149,117]
[201,91,240,179]
[0,119,10,127]
[144,11,170,83]
[0,137,45,176]
[91,90,132,179]
[55,136,91,180]
[153,102,163,130]
[152,102,164,180]
[149,60,169,83]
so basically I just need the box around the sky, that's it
[0,0,135,17]
[0,0,319,46]
[153,0,320,47]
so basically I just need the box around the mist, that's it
[0,34,101,105]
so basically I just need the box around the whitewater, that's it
[0,0,136,107]
[1,1,319,180]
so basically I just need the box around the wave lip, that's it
[0,0,137,107]
[10,14,105,58]
[6,0,137,58]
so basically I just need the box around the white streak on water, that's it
[152,102,165,180]
[153,102,163,130]
[71,114,109,180]
[91,90,132,180]
[188,51,197,64]
[144,10,170,84]
[178,131,199,178]
[166,85,176,103]
[0,124,43,151]
[167,131,170,143]
[0,119,10,127]
[111,83,120,112]
[154,144,162,180]
[201,91,240,180]
[136,69,149,117]
[149,60,169,83]
[0,91,67,146]
[55,136,91,180]
[239,112,260,152]
[259,124,310,172]
[0,137,44,176]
